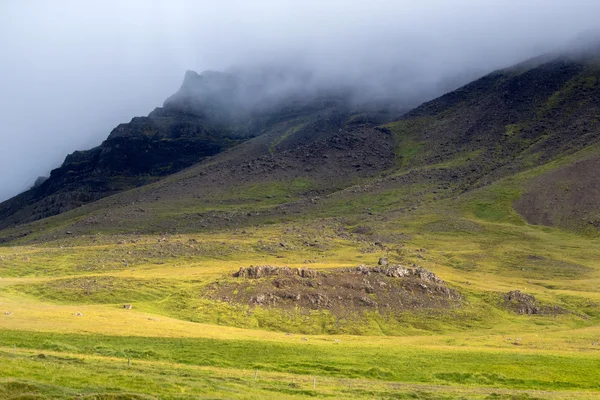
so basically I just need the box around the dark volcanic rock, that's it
[0,108,240,230]
[32,176,48,189]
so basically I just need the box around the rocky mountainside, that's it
[2,49,600,238]
[390,52,600,180]
[384,50,600,230]
[0,70,409,230]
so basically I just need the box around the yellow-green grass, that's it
[2,147,600,397]
[2,215,600,397]
[0,326,599,398]
[3,348,599,400]
[2,214,600,334]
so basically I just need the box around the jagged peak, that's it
[182,69,200,85]
[179,70,235,91]
[163,69,240,114]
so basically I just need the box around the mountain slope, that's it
[2,50,600,241]
[2,52,600,399]
[382,51,600,231]
[387,53,600,179]
[0,106,244,229]
[0,70,409,230]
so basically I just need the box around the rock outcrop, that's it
[217,264,459,313]
[503,290,568,316]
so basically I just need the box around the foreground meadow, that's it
[1,200,599,399]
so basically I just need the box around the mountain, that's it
[391,50,600,231]
[0,69,412,230]
[1,48,600,239]
[3,49,600,399]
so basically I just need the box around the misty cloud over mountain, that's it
[2,0,600,202]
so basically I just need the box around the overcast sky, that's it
[1,0,600,202]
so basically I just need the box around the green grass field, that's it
[2,147,600,399]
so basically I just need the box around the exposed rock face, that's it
[234,264,444,283]
[0,106,242,229]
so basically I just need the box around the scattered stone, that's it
[4,311,12,316]
[73,312,83,317]
[378,257,389,267]
[301,337,308,341]
[123,304,133,309]
[306,293,331,307]
[250,294,269,305]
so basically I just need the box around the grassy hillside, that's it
[2,163,600,398]
[2,53,600,398]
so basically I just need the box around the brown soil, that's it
[514,156,600,231]
[206,265,461,316]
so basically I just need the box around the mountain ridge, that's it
[0,68,413,230]
[2,50,600,238]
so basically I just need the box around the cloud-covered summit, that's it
[2,0,600,201]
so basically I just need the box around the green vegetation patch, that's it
[383,118,430,167]
[423,219,485,234]
[9,276,181,304]
[2,330,600,391]
[504,124,520,137]
[497,254,593,280]
[539,70,599,117]
[465,182,524,224]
